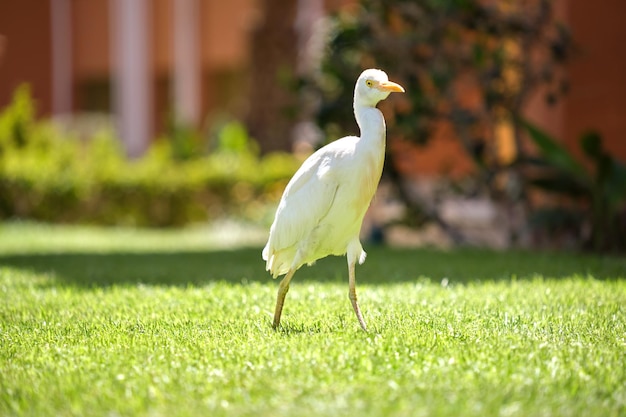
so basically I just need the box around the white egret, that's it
[262,69,405,331]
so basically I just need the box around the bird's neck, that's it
[354,104,386,145]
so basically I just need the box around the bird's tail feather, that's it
[263,246,295,278]
[358,250,367,265]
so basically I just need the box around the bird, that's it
[262,69,405,331]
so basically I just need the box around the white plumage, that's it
[262,69,405,331]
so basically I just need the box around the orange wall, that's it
[0,1,52,116]
[564,0,626,160]
[73,1,110,78]
[202,0,254,70]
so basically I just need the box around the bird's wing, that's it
[263,141,353,274]
[268,151,340,251]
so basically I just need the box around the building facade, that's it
[1,0,625,166]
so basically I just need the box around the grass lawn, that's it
[1,222,625,417]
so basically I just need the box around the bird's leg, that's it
[348,261,367,331]
[273,269,296,329]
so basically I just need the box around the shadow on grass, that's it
[0,246,624,288]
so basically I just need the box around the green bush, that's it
[521,120,626,252]
[0,85,299,227]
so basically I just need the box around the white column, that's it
[173,0,200,127]
[295,0,324,76]
[50,0,73,116]
[111,0,152,157]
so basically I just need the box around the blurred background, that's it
[0,0,624,253]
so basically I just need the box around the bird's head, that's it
[354,69,405,108]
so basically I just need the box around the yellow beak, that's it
[377,80,405,93]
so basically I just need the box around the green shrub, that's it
[0,85,299,226]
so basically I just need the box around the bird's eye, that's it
[365,80,373,87]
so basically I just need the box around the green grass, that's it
[1,223,625,417]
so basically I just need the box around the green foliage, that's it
[214,119,259,155]
[521,120,587,178]
[305,0,577,249]
[0,86,299,226]
[1,224,625,417]
[521,120,626,251]
[165,121,205,161]
[308,0,572,148]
